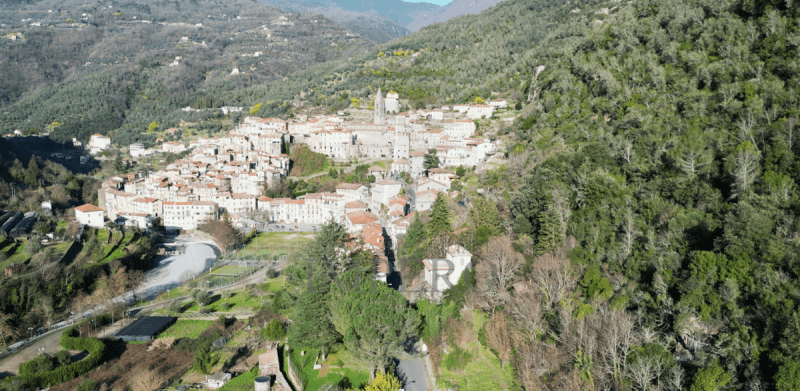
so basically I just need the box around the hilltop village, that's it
[81,90,500,284]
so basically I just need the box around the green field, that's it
[235,232,314,260]
[184,291,264,313]
[0,239,73,270]
[211,265,252,276]
[157,320,213,339]
[0,240,27,268]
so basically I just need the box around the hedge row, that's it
[17,326,106,388]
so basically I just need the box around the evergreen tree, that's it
[308,220,349,275]
[288,268,340,359]
[467,197,501,248]
[427,193,452,239]
[329,271,419,379]
[193,344,219,375]
[534,208,562,254]
[25,156,40,186]
[423,149,440,171]
[402,213,427,259]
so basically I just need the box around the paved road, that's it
[0,259,275,377]
[397,357,428,391]
[0,329,64,378]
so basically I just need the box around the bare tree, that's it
[728,141,760,199]
[475,236,523,309]
[664,366,684,391]
[130,366,166,391]
[510,289,548,341]
[531,249,577,309]
[485,312,513,362]
[627,353,667,391]
[597,308,637,384]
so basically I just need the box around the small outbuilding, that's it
[207,372,232,389]
[115,316,177,342]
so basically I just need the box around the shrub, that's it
[168,300,183,313]
[15,325,106,388]
[260,319,286,341]
[199,307,212,314]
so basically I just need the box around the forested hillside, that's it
[500,0,800,388]
[247,0,800,388]
[0,0,376,145]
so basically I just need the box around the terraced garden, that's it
[157,320,214,339]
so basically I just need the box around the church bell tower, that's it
[374,87,385,125]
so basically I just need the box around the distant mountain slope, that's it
[0,0,376,145]
[266,3,413,42]
[223,0,577,111]
[405,0,505,31]
[258,0,505,32]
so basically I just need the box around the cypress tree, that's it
[427,193,452,239]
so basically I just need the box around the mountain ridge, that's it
[257,0,506,32]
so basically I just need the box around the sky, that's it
[405,0,451,5]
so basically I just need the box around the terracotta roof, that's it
[133,197,159,203]
[389,196,408,206]
[258,196,273,202]
[416,189,441,199]
[336,183,365,191]
[376,259,389,274]
[393,159,409,164]
[428,168,453,174]
[368,165,385,172]
[409,151,425,157]
[345,200,368,209]
[346,211,378,225]
[362,222,382,236]
[75,204,104,213]
[448,244,472,256]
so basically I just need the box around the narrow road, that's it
[397,357,429,391]
[0,260,276,377]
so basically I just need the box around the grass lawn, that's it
[438,343,515,390]
[235,232,314,260]
[212,265,252,276]
[0,240,26,268]
[157,320,214,339]
[259,276,286,293]
[101,231,136,263]
[288,348,370,391]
